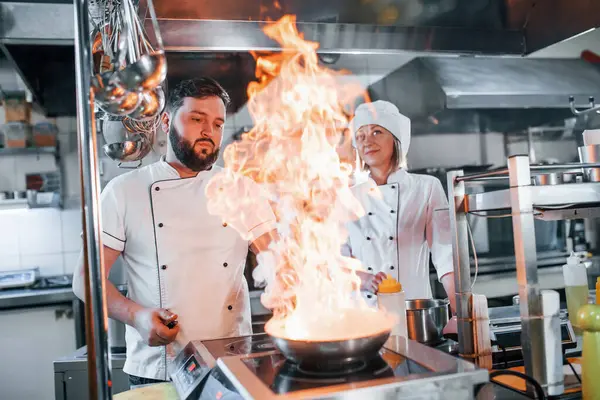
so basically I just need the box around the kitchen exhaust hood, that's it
[1,0,600,116]
[368,57,600,134]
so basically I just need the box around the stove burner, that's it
[296,359,367,376]
[268,355,395,394]
[225,337,277,355]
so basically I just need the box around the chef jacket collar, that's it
[386,168,408,184]
[157,155,216,180]
[364,168,408,187]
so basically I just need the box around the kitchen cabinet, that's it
[0,304,76,400]
[54,346,129,400]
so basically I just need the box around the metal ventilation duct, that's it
[368,57,600,134]
[1,0,600,116]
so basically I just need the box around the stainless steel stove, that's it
[170,333,488,400]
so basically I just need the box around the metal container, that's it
[406,299,450,345]
[265,319,391,369]
[533,173,563,186]
[578,145,600,182]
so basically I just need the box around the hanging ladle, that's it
[92,25,141,116]
[115,0,167,92]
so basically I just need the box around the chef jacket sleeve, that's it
[241,178,277,243]
[426,178,454,281]
[100,179,126,252]
[341,239,352,258]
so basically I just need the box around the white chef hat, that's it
[349,100,411,157]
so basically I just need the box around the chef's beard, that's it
[169,125,220,172]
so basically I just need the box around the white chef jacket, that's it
[100,157,276,380]
[342,169,454,306]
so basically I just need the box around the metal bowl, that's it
[93,74,142,117]
[116,51,167,92]
[92,72,126,103]
[265,319,391,369]
[406,299,450,345]
[102,133,152,162]
[127,87,165,121]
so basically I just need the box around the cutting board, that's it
[113,383,178,400]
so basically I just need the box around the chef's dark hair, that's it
[167,78,231,113]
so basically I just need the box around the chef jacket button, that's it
[222,222,228,227]
[390,210,395,214]
[368,212,373,216]
[389,236,394,240]
[367,294,372,299]
[158,223,164,228]
[391,185,396,189]
[367,267,373,271]
[154,186,160,191]
[223,262,228,267]
[366,236,371,241]
[227,305,233,311]
[390,266,395,270]
[161,265,167,270]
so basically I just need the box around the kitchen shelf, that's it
[0,198,28,210]
[0,146,58,157]
[466,182,600,214]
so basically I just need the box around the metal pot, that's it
[533,172,563,186]
[578,144,600,182]
[406,299,450,345]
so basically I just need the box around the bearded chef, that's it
[73,78,277,387]
[343,100,458,324]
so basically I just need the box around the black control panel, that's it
[171,342,212,400]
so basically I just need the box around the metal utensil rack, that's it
[447,155,600,396]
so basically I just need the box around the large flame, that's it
[206,15,393,341]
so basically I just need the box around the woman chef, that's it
[343,100,457,318]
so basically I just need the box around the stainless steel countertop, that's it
[0,286,75,310]
[0,286,269,312]
[54,345,126,372]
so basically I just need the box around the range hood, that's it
[1,0,600,116]
[368,57,600,134]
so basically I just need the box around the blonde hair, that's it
[362,138,406,172]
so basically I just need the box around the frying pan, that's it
[265,318,391,369]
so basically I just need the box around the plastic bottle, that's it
[596,277,600,306]
[577,304,600,399]
[562,253,589,334]
[377,275,407,338]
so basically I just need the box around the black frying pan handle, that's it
[166,320,178,329]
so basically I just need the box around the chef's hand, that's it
[133,308,180,346]
[356,271,387,294]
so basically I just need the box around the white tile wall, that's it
[17,209,63,255]
[0,255,20,270]
[0,211,20,256]
[60,209,82,253]
[0,112,84,276]
[20,253,64,276]
[62,251,81,275]
[0,206,83,275]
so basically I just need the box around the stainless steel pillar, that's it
[446,170,475,360]
[73,0,112,398]
[508,155,560,396]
